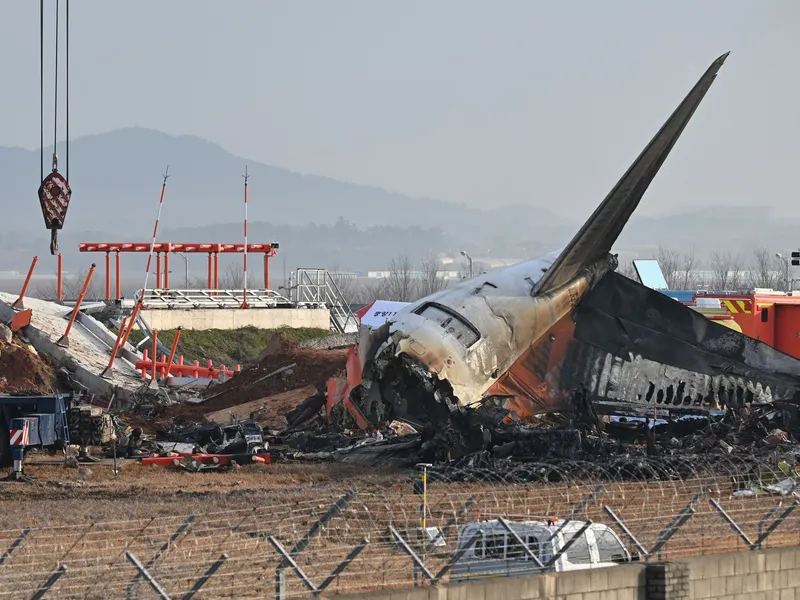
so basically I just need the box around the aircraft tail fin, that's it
[535,52,729,296]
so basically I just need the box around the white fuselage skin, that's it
[382,249,605,407]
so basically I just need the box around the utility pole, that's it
[176,252,189,288]
[776,253,790,292]
[460,250,473,278]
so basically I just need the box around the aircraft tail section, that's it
[535,52,729,296]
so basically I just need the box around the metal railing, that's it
[2,455,800,599]
[133,289,292,310]
[292,269,358,334]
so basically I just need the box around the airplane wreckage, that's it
[287,53,800,469]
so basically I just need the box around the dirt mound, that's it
[204,385,318,430]
[0,342,56,393]
[148,333,349,427]
[206,333,348,403]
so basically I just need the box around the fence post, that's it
[0,527,30,566]
[709,499,755,549]
[30,564,68,600]
[603,506,648,558]
[126,514,194,599]
[269,536,318,595]
[315,538,370,594]
[285,489,356,560]
[545,521,593,568]
[181,553,227,600]
[434,531,481,583]
[275,567,286,600]
[389,525,434,583]
[125,552,171,600]
[758,502,783,550]
[571,484,606,517]
[273,489,356,597]
[499,518,544,568]
[650,508,696,558]
[753,501,799,549]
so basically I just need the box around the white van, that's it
[450,518,632,582]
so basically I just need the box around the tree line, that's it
[617,245,792,291]
[32,246,794,304]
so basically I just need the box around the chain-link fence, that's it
[3,455,800,599]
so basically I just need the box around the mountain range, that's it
[0,128,798,275]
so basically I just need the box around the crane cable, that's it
[39,0,43,184]
[38,0,71,255]
[66,0,69,181]
[52,0,59,172]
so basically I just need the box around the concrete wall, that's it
[141,307,330,331]
[333,546,800,600]
[687,549,800,599]
[334,564,646,600]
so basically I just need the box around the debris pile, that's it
[140,334,348,430]
[154,419,267,455]
[0,333,55,393]
[271,386,800,474]
[206,334,348,405]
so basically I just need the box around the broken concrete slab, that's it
[0,293,142,407]
[75,310,142,365]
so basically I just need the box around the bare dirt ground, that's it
[1,457,799,599]
[0,460,400,526]
[0,338,56,393]
[126,334,347,430]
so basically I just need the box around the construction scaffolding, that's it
[79,242,279,301]
[291,268,358,334]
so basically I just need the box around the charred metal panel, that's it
[562,273,800,413]
[486,314,577,418]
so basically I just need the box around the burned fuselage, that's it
[354,251,615,428]
[345,52,800,431]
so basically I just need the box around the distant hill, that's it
[0,127,574,239]
[0,128,796,273]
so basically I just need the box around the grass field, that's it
[121,325,332,365]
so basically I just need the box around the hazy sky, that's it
[2,1,799,220]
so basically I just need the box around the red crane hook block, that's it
[38,170,72,255]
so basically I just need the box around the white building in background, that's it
[367,270,461,280]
